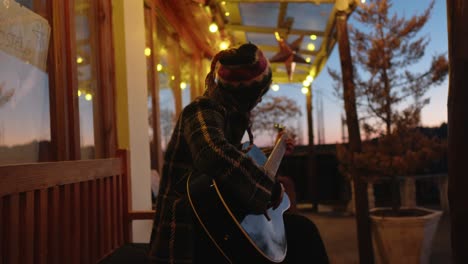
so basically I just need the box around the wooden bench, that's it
[0,150,155,264]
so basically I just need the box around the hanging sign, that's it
[0,0,50,71]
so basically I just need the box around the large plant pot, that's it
[370,207,442,264]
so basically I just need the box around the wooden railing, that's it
[0,150,133,264]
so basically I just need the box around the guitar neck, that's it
[264,134,287,180]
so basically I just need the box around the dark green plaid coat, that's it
[148,96,275,264]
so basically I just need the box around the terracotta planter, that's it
[370,207,442,264]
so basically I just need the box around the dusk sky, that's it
[1,0,449,149]
[268,0,449,146]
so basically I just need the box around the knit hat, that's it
[205,43,273,111]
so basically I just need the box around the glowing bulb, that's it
[301,87,309,94]
[302,80,311,87]
[221,1,226,5]
[76,56,83,64]
[219,41,229,50]
[306,75,314,82]
[310,34,317,40]
[209,22,218,33]
[85,93,92,101]
[307,43,316,51]
[144,47,151,57]
[180,82,187,90]
[77,90,82,97]
[274,32,281,41]
[157,64,163,71]
[271,84,280,92]
[361,0,366,3]
[225,12,230,17]
[171,75,175,80]
[305,57,311,63]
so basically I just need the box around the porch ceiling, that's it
[211,0,357,84]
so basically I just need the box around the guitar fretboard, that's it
[264,134,287,180]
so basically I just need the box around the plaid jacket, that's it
[148,96,275,263]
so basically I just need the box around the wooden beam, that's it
[222,0,335,3]
[446,0,468,263]
[225,24,325,37]
[127,210,156,220]
[258,44,319,56]
[336,10,374,264]
[0,158,122,197]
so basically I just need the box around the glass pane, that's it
[157,19,175,151]
[0,1,52,165]
[75,0,97,159]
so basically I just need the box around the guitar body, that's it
[187,143,290,263]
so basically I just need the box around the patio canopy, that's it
[211,0,357,84]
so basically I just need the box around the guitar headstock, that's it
[274,123,285,133]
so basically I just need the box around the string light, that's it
[271,84,280,92]
[307,43,316,51]
[77,90,82,97]
[306,75,314,82]
[305,57,311,63]
[144,47,151,57]
[209,22,218,33]
[156,64,163,71]
[301,87,309,94]
[302,80,311,87]
[310,34,317,40]
[225,12,230,17]
[171,75,175,80]
[361,0,366,3]
[180,82,187,90]
[76,56,84,64]
[219,41,229,50]
[274,32,281,41]
[85,93,92,101]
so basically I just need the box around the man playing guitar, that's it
[148,43,328,264]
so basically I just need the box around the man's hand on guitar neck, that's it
[275,129,296,156]
[270,181,285,210]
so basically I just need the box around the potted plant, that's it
[336,111,447,264]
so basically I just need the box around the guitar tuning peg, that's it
[274,123,285,132]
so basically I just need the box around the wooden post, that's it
[306,85,318,210]
[446,1,468,263]
[336,11,374,264]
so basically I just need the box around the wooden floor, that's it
[301,204,452,264]
[99,204,451,264]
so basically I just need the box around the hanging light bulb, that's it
[225,12,230,17]
[180,82,187,90]
[305,57,311,63]
[307,43,316,51]
[156,64,163,71]
[85,93,93,101]
[310,34,317,40]
[76,56,84,64]
[303,80,311,87]
[144,47,151,57]
[271,84,280,92]
[301,87,309,94]
[219,41,229,50]
[209,22,218,33]
[306,75,314,82]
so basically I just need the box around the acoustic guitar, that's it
[187,133,290,263]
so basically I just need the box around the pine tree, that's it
[331,0,449,215]
[329,0,448,136]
